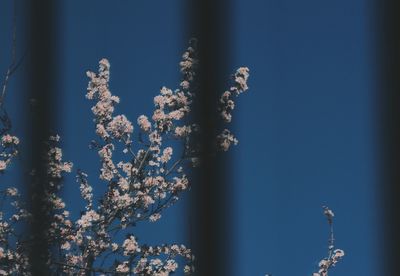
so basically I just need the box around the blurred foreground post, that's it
[379,0,400,274]
[26,0,59,274]
[190,0,233,275]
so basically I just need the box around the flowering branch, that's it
[312,206,345,276]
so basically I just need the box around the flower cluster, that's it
[0,132,19,172]
[216,66,250,151]
[219,67,250,123]
[313,249,345,276]
[46,135,73,178]
[216,129,238,152]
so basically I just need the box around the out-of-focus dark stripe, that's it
[378,0,400,274]
[26,0,58,275]
[189,0,233,275]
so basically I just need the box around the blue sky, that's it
[1,0,380,275]
[232,0,379,275]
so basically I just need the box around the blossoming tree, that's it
[0,40,252,275]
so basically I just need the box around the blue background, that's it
[0,0,380,275]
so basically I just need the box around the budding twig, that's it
[312,206,345,276]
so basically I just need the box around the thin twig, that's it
[1,0,22,107]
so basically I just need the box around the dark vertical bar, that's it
[378,0,400,274]
[189,0,232,275]
[26,0,58,274]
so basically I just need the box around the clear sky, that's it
[1,0,380,275]
[232,1,379,275]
